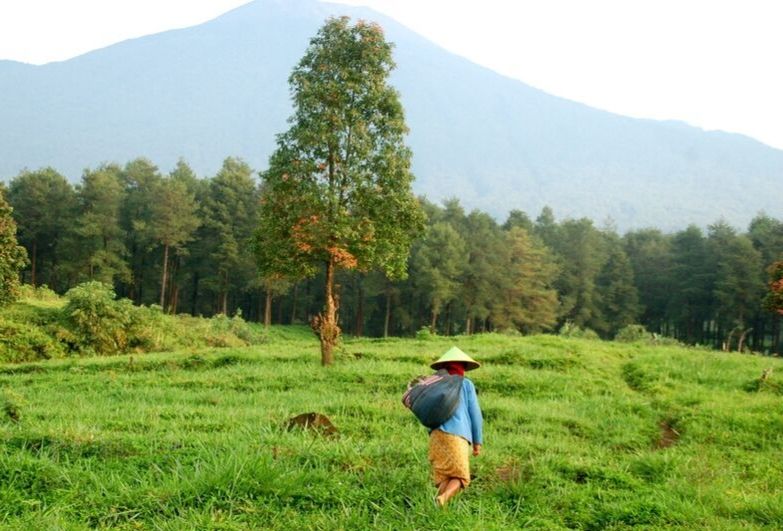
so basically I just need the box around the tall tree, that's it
[165,159,208,313]
[549,218,607,331]
[146,178,200,308]
[120,158,162,303]
[256,17,424,365]
[411,222,466,332]
[709,222,763,349]
[503,209,534,233]
[623,229,673,334]
[493,227,559,333]
[748,213,783,265]
[459,211,506,334]
[668,225,713,343]
[203,157,259,315]
[534,206,559,248]
[8,167,76,289]
[73,165,130,285]
[0,186,28,305]
[596,237,640,336]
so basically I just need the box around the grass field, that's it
[1,328,782,529]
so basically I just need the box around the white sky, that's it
[1,0,781,150]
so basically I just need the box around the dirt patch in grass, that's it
[655,420,680,449]
[287,412,338,437]
[495,464,521,483]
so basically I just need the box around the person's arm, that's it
[466,379,483,452]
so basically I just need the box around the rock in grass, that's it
[286,412,338,437]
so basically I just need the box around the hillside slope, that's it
[1,333,782,528]
[1,0,782,229]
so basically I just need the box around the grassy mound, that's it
[1,333,781,529]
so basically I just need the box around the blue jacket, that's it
[438,377,483,445]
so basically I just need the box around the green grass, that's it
[1,331,782,529]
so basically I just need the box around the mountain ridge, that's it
[1,0,781,230]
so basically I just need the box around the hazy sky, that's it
[1,0,781,150]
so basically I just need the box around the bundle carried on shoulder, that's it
[402,369,463,428]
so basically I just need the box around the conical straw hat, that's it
[430,346,480,371]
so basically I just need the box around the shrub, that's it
[416,326,436,340]
[0,301,62,327]
[205,312,265,348]
[615,324,650,343]
[559,321,600,340]
[17,284,59,301]
[63,282,134,355]
[1,281,268,362]
[127,304,179,352]
[0,318,66,362]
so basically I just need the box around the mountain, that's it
[1,0,781,230]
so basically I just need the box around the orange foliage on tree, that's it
[328,246,358,269]
[763,261,783,316]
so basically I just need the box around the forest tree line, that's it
[4,159,783,353]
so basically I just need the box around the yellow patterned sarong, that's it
[428,429,471,488]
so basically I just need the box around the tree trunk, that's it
[724,328,736,352]
[191,272,200,316]
[221,270,228,315]
[445,302,452,336]
[167,257,180,313]
[160,243,169,308]
[316,259,340,366]
[430,309,438,333]
[355,279,364,338]
[383,289,391,338]
[466,316,472,336]
[136,248,145,305]
[290,283,298,324]
[171,284,179,314]
[264,291,273,327]
[738,328,752,353]
[31,240,37,287]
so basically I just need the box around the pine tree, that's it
[203,157,259,315]
[0,186,28,305]
[596,238,640,336]
[120,158,162,303]
[411,222,466,332]
[146,178,201,308]
[8,168,76,289]
[494,227,558,333]
[668,225,713,343]
[459,211,506,334]
[623,229,673,334]
[548,218,607,331]
[709,222,763,349]
[74,165,130,285]
[503,209,534,233]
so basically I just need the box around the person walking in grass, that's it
[428,347,484,508]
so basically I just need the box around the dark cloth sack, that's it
[402,369,463,428]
